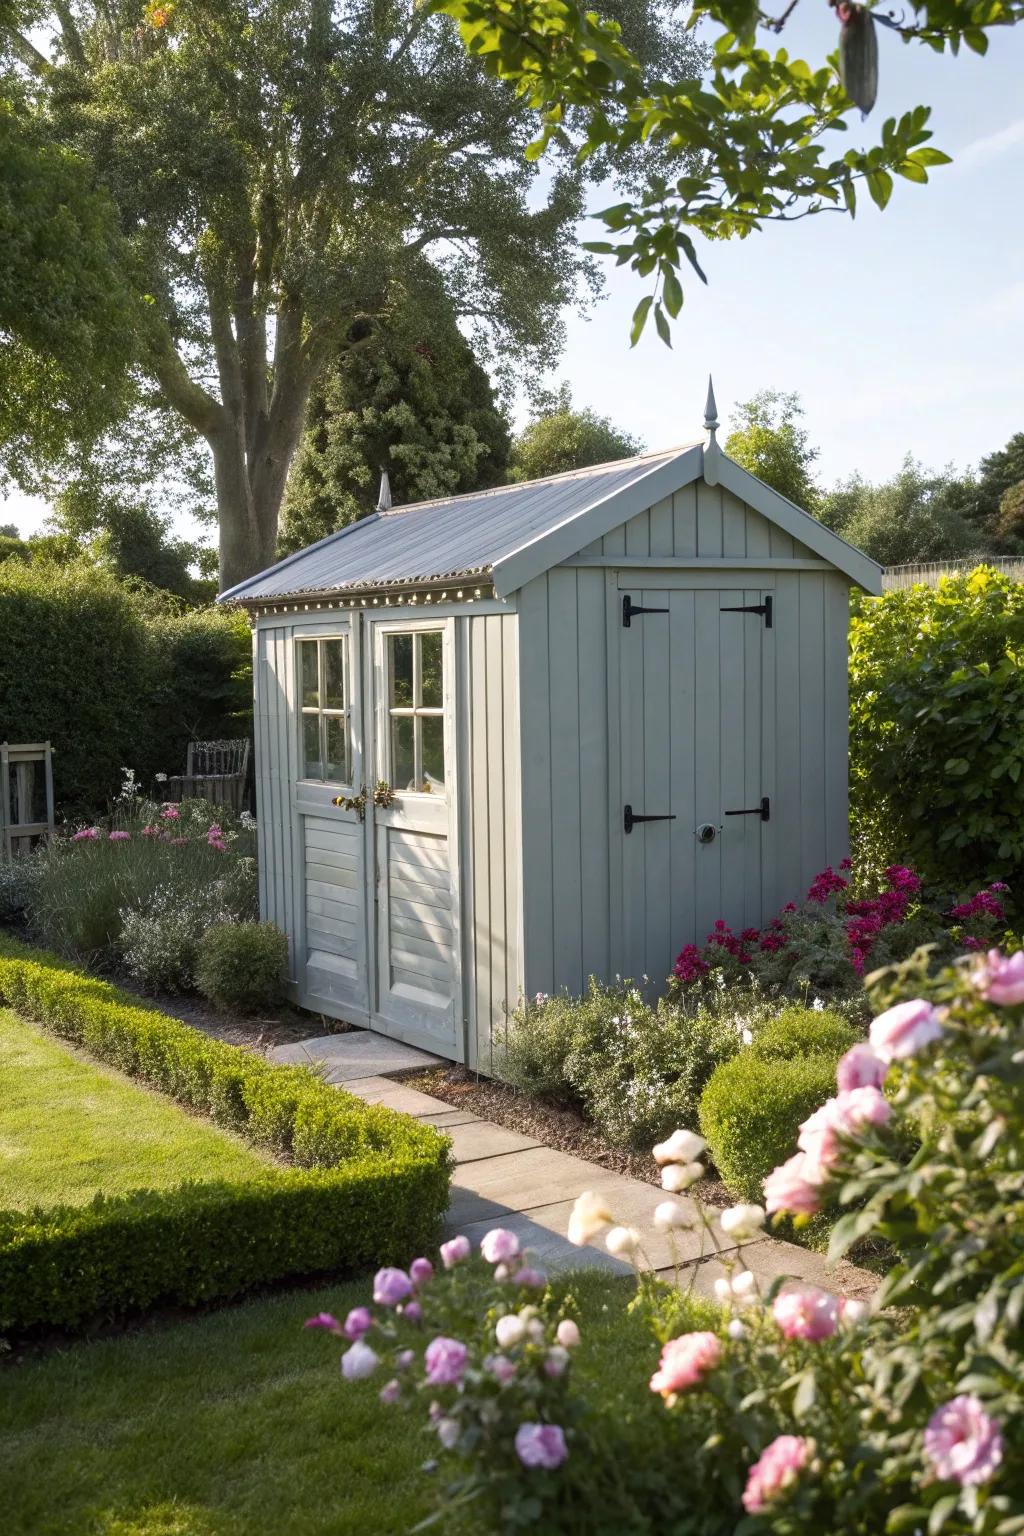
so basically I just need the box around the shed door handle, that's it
[724,797,770,822]
[624,805,677,835]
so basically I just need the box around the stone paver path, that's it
[279,1028,879,1300]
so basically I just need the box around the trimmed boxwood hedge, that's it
[0,935,452,1334]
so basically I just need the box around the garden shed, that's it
[220,386,881,1068]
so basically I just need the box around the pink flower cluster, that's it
[973,948,1024,1005]
[742,1434,815,1514]
[649,1331,722,1399]
[949,886,1006,924]
[72,827,99,841]
[673,944,708,983]
[207,822,227,853]
[924,1395,1004,1487]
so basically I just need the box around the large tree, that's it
[818,458,976,566]
[436,0,1019,345]
[509,383,642,480]
[724,390,819,510]
[2,0,701,588]
[280,284,511,553]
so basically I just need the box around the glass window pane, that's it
[420,631,443,708]
[421,714,445,791]
[300,641,319,708]
[302,713,322,779]
[390,714,416,791]
[388,634,414,709]
[323,639,346,709]
[324,714,349,784]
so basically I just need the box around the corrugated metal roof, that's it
[219,447,695,604]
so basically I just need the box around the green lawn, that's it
[0,1271,711,1536]
[0,1010,273,1210]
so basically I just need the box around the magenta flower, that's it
[161,805,180,821]
[304,1312,342,1333]
[424,1336,468,1386]
[108,830,131,842]
[140,825,157,837]
[836,1042,888,1093]
[72,827,99,841]
[480,1228,521,1264]
[486,1353,518,1385]
[402,1301,422,1324]
[869,999,943,1063]
[343,1306,372,1340]
[439,1234,471,1269]
[515,1422,568,1470]
[373,1267,413,1307]
[773,1286,839,1341]
[743,1435,816,1513]
[515,1267,546,1289]
[763,1152,823,1216]
[409,1257,434,1286]
[378,1378,401,1405]
[649,1331,721,1398]
[924,1396,1003,1486]
[973,948,1024,1006]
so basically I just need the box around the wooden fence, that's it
[1,742,55,858]
[882,557,1024,591]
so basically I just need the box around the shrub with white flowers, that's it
[311,946,1022,1535]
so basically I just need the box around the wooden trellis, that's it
[1,742,55,858]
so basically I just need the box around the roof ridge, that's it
[377,444,697,519]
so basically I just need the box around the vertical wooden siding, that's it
[460,612,524,1070]
[253,620,300,980]
[518,481,851,1000]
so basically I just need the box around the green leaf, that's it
[866,169,894,209]
[654,301,672,347]
[630,295,653,348]
[662,264,683,318]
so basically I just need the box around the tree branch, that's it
[6,29,52,74]
[147,333,226,441]
[53,0,87,65]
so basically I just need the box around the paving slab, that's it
[418,1109,483,1129]
[446,1146,630,1228]
[504,1188,737,1272]
[730,1235,879,1299]
[268,1041,314,1065]
[288,1031,443,1080]
[339,1076,454,1116]
[446,1120,543,1165]
[451,1209,632,1278]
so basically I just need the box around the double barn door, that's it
[614,581,775,987]
[291,615,461,1058]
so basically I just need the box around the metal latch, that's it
[624,805,677,835]
[720,596,773,628]
[622,595,669,627]
[724,797,770,822]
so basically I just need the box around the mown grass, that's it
[0,1009,273,1210]
[0,1270,712,1536]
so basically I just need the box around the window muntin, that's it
[298,637,351,784]
[386,630,445,793]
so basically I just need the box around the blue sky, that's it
[3,14,1022,543]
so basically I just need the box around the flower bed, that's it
[0,935,451,1335]
[309,944,1024,1535]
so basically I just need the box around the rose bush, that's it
[311,946,1022,1534]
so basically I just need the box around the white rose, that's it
[556,1319,581,1349]
[495,1314,526,1349]
[661,1161,704,1193]
[436,1418,460,1450]
[731,1270,756,1298]
[605,1225,642,1258]
[340,1340,379,1381]
[713,1277,733,1302]
[728,1318,746,1340]
[567,1190,613,1246]
[720,1204,767,1241]
[525,1317,546,1344]
[653,1200,688,1232]
[652,1129,707,1166]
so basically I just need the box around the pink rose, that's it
[343,1306,373,1340]
[402,1301,422,1324]
[515,1422,568,1470]
[486,1353,518,1385]
[72,827,99,841]
[763,1152,823,1216]
[973,948,1024,1006]
[440,1235,471,1269]
[869,999,943,1062]
[379,1378,401,1405]
[410,1257,434,1286]
[108,829,131,841]
[924,1396,1004,1486]
[304,1312,342,1333]
[480,1228,521,1264]
[649,1331,722,1398]
[743,1435,816,1513]
[799,1087,893,1178]
[773,1286,839,1341]
[836,1041,888,1093]
[161,805,180,821]
[373,1267,412,1307]
[424,1336,468,1386]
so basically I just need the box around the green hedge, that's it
[0,560,252,820]
[699,1052,838,1203]
[0,936,451,1333]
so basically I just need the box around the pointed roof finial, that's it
[704,374,719,441]
[376,467,392,513]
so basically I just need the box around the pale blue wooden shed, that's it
[220,386,881,1067]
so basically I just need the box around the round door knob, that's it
[696,822,717,844]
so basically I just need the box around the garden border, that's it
[0,935,452,1333]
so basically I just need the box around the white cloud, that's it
[954,117,1024,171]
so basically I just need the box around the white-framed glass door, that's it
[368,616,461,1055]
[291,618,370,1021]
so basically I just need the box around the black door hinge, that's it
[622,594,669,628]
[624,804,677,835]
[720,595,772,628]
[724,797,770,822]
